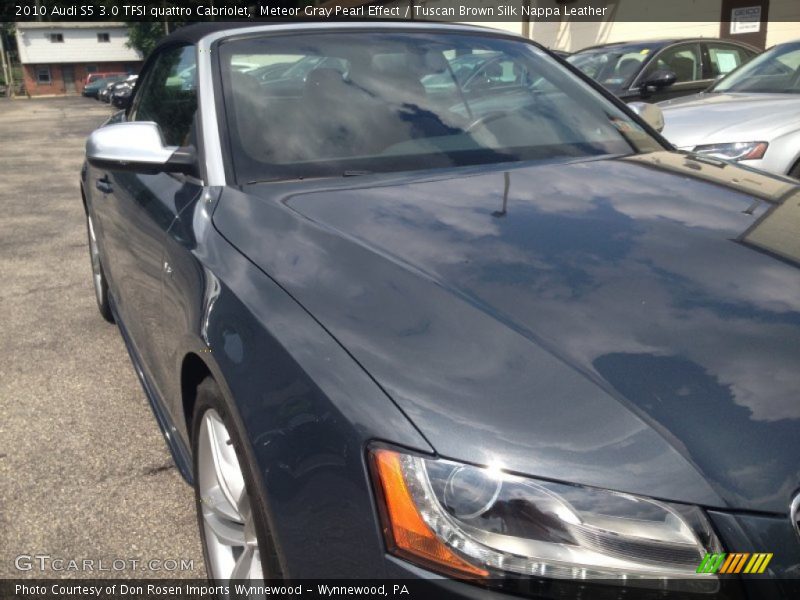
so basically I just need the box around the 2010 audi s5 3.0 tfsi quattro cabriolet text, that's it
[80,22,800,597]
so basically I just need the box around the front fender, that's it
[160,187,433,577]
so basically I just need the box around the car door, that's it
[634,42,705,102]
[703,41,758,81]
[96,43,203,401]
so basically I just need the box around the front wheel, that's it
[192,378,282,581]
[86,213,113,322]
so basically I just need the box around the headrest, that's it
[617,57,640,78]
[305,68,346,91]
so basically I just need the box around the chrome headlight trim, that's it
[692,141,768,161]
[373,448,722,592]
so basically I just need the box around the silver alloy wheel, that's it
[197,409,263,580]
[87,215,104,306]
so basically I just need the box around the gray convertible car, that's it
[81,22,800,597]
[659,40,800,179]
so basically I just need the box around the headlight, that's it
[692,141,768,161]
[370,448,721,591]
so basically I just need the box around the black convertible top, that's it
[153,20,493,53]
[154,22,268,50]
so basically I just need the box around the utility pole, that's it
[522,0,531,39]
[0,29,12,99]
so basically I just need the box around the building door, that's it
[720,0,769,49]
[62,66,76,94]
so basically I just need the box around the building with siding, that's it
[322,0,799,51]
[15,22,143,97]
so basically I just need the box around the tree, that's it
[0,23,16,90]
[126,22,188,59]
[125,0,307,59]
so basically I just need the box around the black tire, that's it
[191,377,283,582]
[788,158,800,181]
[85,213,114,323]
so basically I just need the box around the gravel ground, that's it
[0,97,205,579]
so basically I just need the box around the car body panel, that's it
[211,152,800,514]
[659,92,800,176]
[568,39,759,103]
[85,71,126,86]
[82,23,800,585]
[156,185,435,578]
[85,158,436,581]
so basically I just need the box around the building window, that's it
[86,65,98,73]
[36,66,51,84]
[49,33,64,43]
[97,33,110,43]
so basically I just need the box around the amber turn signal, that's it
[370,448,488,578]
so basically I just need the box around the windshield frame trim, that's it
[710,42,800,94]
[200,24,672,187]
[198,22,512,187]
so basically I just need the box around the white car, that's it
[658,40,800,179]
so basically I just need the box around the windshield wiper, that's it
[246,175,308,184]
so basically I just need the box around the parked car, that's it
[100,75,137,104]
[110,77,137,109]
[421,50,563,105]
[84,71,126,86]
[422,51,508,95]
[247,60,300,82]
[97,81,118,103]
[82,77,121,99]
[256,55,349,96]
[659,40,800,179]
[567,38,759,102]
[82,23,800,592]
[110,87,131,108]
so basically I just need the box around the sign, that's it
[730,6,761,34]
[697,552,773,574]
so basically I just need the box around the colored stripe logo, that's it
[696,552,773,574]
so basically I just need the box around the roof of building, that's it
[15,22,143,64]
[16,22,128,29]
[574,38,759,53]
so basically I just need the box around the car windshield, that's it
[712,42,800,93]
[219,32,663,183]
[566,43,653,89]
[425,52,500,86]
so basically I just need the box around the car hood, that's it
[214,152,800,513]
[659,92,800,148]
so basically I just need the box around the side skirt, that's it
[108,296,194,485]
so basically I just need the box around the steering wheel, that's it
[465,110,512,133]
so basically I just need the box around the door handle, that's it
[95,175,113,194]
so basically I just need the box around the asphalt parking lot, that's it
[0,97,205,578]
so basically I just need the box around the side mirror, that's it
[85,122,196,175]
[641,69,677,93]
[628,101,665,133]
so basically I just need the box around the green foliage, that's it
[0,21,15,51]
[0,23,15,87]
[126,22,183,59]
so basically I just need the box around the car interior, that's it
[221,38,653,184]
